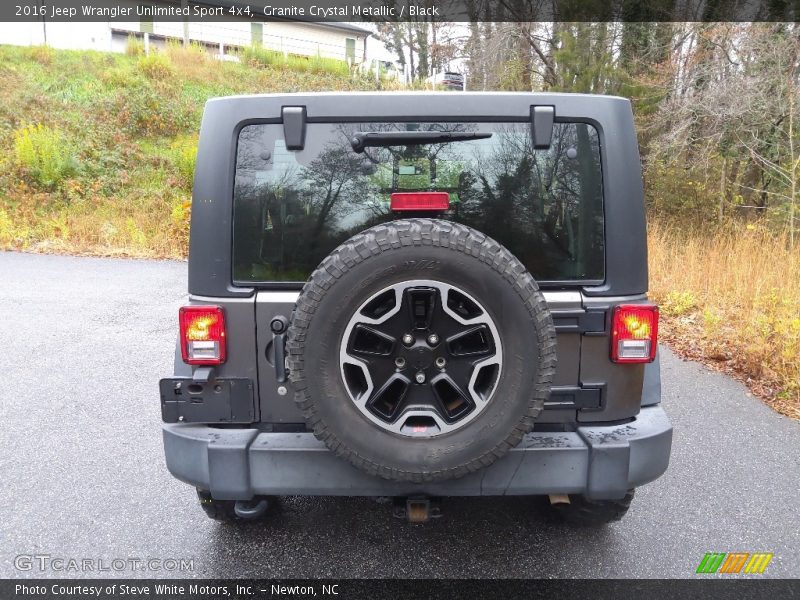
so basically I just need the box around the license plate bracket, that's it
[159,378,255,424]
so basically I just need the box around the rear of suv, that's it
[160,92,672,525]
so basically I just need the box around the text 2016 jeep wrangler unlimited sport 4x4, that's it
[160,92,672,525]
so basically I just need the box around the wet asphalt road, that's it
[1,251,799,579]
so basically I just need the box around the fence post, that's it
[181,0,189,46]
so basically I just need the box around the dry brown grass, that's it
[649,220,800,418]
[0,180,190,260]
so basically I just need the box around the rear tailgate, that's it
[253,290,647,425]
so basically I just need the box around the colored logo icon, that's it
[696,552,773,574]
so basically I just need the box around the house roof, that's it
[193,1,372,35]
[311,22,372,35]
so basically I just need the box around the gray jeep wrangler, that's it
[160,92,672,525]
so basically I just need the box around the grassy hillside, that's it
[0,43,385,257]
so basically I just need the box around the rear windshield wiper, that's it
[350,131,492,153]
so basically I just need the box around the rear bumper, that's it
[163,405,672,501]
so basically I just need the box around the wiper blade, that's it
[350,131,492,153]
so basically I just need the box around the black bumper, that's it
[162,405,672,501]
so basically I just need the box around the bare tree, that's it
[646,23,800,243]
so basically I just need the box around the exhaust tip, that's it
[234,498,270,520]
[548,494,571,506]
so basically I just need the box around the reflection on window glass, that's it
[233,122,604,283]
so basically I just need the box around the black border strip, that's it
[4,579,799,599]
[3,0,799,23]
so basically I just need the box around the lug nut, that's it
[427,334,439,345]
[435,357,446,369]
[415,371,426,384]
[395,357,406,369]
[402,333,414,346]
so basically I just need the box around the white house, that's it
[0,5,373,65]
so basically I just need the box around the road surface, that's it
[1,251,798,578]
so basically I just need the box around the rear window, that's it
[232,121,604,285]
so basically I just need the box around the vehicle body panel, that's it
[162,92,669,501]
[188,92,647,298]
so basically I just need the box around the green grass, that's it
[0,43,386,258]
[239,45,351,76]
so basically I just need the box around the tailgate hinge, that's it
[282,106,307,150]
[531,105,555,149]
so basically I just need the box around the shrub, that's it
[13,123,78,188]
[138,53,174,80]
[308,54,350,77]
[241,45,285,68]
[125,35,145,57]
[170,135,198,188]
[125,217,148,248]
[240,46,351,77]
[165,41,208,66]
[661,290,698,317]
[0,208,13,244]
[170,196,192,255]
[28,45,54,64]
[117,79,196,136]
[100,65,141,88]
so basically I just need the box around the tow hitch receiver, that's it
[393,497,442,523]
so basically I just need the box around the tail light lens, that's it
[611,304,658,363]
[179,305,226,365]
[390,192,450,212]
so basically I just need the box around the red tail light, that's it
[611,304,658,363]
[179,305,226,365]
[390,192,450,212]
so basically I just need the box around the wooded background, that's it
[377,21,800,243]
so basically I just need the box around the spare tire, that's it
[287,219,556,482]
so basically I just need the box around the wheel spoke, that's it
[342,361,370,402]
[471,362,501,403]
[366,373,411,421]
[446,288,484,320]
[360,288,397,320]
[430,373,475,422]
[348,324,396,357]
[446,324,494,356]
